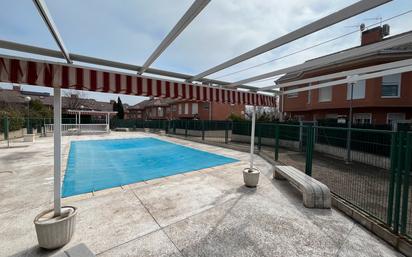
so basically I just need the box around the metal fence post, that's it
[275,124,280,161]
[387,131,398,227]
[201,120,205,141]
[3,116,9,140]
[258,124,262,151]
[400,132,411,235]
[393,131,405,233]
[225,121,229,144]
[185,120,188,138]
[299,121,303,152]
[305,124,314,176]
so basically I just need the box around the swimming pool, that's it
[62,137,238,197]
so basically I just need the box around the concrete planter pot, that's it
[24,134,35,142]
[243,168,260,187]
[34,206,77,249]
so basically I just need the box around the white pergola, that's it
[66,109,117,133]
[1,0,408,218]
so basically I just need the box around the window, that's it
[319,86,332,102]
[347,80,365,100]
[151,108,156,117]
[381,74,401,97]
[387,113,405,124]
[325,113,338,119]
[184,103,189,114]
[204,103,209,110]
[353,113,372,124]
[158,107,163,117]
[178,104,182,114]
[287,86,298,98]
[192,103,198,114]
[307,88,311,104]
[172,105,177,112]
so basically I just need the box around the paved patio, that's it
[0,132,404,257]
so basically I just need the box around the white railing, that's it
[45,124,109,135]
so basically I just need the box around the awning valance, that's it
[0,55,276,107]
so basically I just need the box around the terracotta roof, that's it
[129,98,175,110]
[0,88,117,112]
[276,30,412,83]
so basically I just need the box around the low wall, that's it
[174,129,230,138]
[231,134,300,151]
[0,128,29,141]
[231,133,389,169]
[314,143,390,169]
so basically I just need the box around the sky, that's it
[0,0,411,105]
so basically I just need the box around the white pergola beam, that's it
[230,32,412,87]
[139,0,210,74]
[282,64,412,95]
[33,0,72,64]
[263,58,412,90]
[189,0,391,81]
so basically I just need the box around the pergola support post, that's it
[53,87,62,217]
[250,106,256,170]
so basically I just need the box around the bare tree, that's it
[62,89,87,110]
[245,106,280,122]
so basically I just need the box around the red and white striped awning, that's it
[0,55,276,107]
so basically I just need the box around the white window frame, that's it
[307,87,311,104]
[347,80,366,100]
[287,86,299,98]
[381,74,401,98]
[192,103,198,115]
[318,86,332,102]
[387,113,405,125]
[178,104,182,114]
[184,103,189,115]
[352,113,372,124]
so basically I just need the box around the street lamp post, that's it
[25,96,32,134]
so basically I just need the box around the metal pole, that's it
[346,82,354,163]
[250,106,256,170]
[53,87,62,217]
[27,101,30,134]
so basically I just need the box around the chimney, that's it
[361,25,390,46]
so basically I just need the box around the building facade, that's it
[279,26,412,125]
[127,97,245,121]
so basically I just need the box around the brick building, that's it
[278,26,412,125]
[127,97,245,121]
[0,85,121,120]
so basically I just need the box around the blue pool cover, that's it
[62,137,238,197]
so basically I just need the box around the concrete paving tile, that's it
[66,190,160,254]
[337,225,404,257]
[133,175,242,227]
[0,205,56,257]
[98,230,182,257]
[163,193,340,257]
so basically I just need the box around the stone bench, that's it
[24,134,35,142]
[274,165,331,209]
